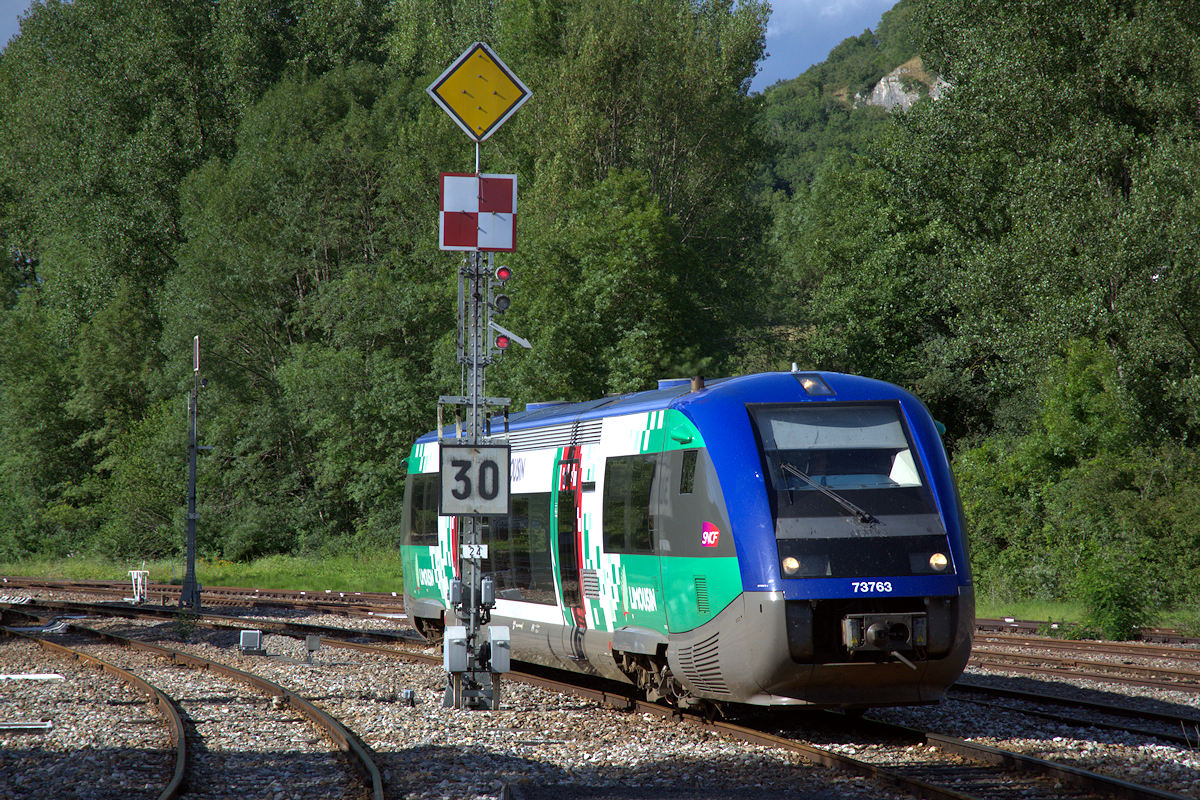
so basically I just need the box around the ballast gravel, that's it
[0,638,172,800]
[5,597,1200,800]
[4,615,894,800]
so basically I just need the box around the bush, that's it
[1076,559,1148,641]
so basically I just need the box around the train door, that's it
[606,451,668,633]
[656,444,740,633]
[555,445,587,660]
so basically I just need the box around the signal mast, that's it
[427,42,532,709]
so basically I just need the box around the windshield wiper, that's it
[780,461,880,526]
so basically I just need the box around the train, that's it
[400,370,974,709]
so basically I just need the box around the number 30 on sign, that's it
[439,444,511,516]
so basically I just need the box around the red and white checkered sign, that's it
[440,173,517,251]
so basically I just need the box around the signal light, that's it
[489,264,512,315]
[495,334,511,350]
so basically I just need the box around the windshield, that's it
[750,403,938,521]
[750,402,952,578]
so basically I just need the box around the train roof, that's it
[415,371,920,445]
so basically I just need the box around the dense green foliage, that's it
[3,0,1200,633]
[762,0,1200,635]
[0,0,768,561]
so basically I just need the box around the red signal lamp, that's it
[494,265,512,283]
[495,334,511,350]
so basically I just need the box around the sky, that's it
[0,0,895,94]
[754,0,896,91]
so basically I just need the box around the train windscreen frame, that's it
[748,401,952,578]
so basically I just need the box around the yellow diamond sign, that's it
[428,42,531,143]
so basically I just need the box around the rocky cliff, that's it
[858,56,947,112]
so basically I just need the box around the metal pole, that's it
[461,250,486,705]
[181,367,200,609]
[181,346,201,612]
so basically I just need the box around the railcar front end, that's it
[662,372,974,707]
[400,372,973,709]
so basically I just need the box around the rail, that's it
[1,627,188,800]
[71,623,386,800]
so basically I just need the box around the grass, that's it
[0,552,406,594]
[974,597,1087,625]
[975,594,1200,637]
[1156,607,1200,637]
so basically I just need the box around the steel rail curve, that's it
[0,626,188,800]
[61,621,385,800]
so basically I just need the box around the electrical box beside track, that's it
[488,626,511,673]
[444,626,468,673]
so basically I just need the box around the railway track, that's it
[0,576,406,618]
[7,579,1199,647]
[975,633,1200,665]
[8,598,1198,800]
[950,680,1199,748]
[976,618,1200,646]
[0,629,186,799]
[970,647,1200,693]
[765,710,1190,800]
[4,613,384,800]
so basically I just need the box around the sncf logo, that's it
[701,522,721,547]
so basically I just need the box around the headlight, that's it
[929,552,949,572]
[782,556,800,576]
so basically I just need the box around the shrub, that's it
[1076,559,1148,641]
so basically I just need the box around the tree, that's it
[164,63,454,553]
[0,0,773,561]
[496,169,688,400]
[0,295,86,557]
[895,0,1200,434]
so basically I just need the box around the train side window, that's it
[490,493,556,605]
[404,473,440,546]
[603,455,656,554]
[481,514,513,591]
[679,450,697,495]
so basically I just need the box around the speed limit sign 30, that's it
[439,444,511,516]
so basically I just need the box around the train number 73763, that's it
[851,581,894,593]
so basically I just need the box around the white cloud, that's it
[767,0,895,37]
